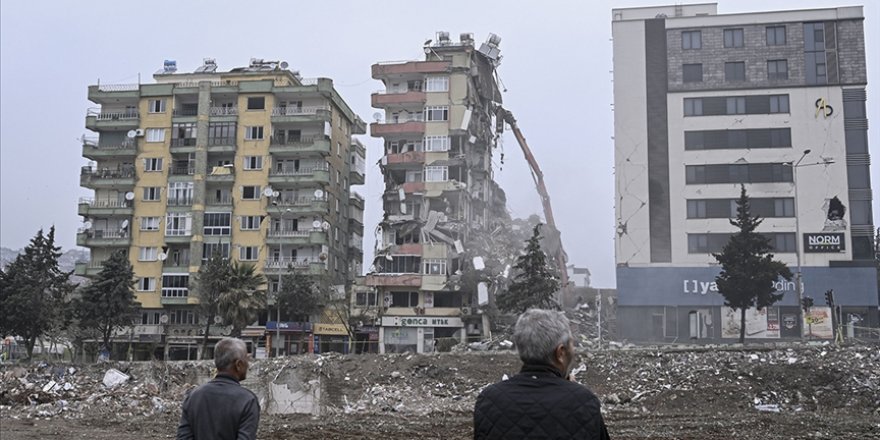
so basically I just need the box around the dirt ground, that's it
[2,344,879,439]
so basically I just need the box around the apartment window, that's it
[172,123,197,146]
[247,97,265,110]
[146,128,165,142]
[424,135,450,152]
[423,259,447,275]
[140,217,160,231]
[804,22,827,85]
[202,243,230,261]
[242,185,261,200]
[203,213,231,235]
[208,122,236,145]
[767,60,788,80]
[426,76,449,92]
[337,142,342,157]
[769,95,790,113]
[239,246,259,261]
[392,291,419,307]
[425,166,448,182]
[148,99,166,113]
[683,98,703,116]
[687,198,794,219]
[723,28,744,48]
[245,126,264,140]
[425,106,449,121]
[143,158,163,172]
[724,62,746,82]
[379,256,421,273]
[168,182,193,205]
[243,156,263,170]
[682,64,703,83]
[766,25,786,46]
[137,277,156,292]
[240,215,262,230]
[161,274,189,297]
[688,232,797,253]
[139,247,158,261]
[165,212,192,236]
[355,291,378,307]
[686,163,792,184]
[725,97,746,115]
[405,170,423,182]
[681,30,701,49]
[143,187,161,201]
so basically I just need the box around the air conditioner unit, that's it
[461,307,472,316]
[134,129,145,137]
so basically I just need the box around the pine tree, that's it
[713,185,792,343]
[75,249,141,357]
[0,227,75,359]
[496,224,560,313]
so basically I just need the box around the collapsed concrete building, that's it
[364,32,508,354]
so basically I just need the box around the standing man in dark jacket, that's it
[177,337,260,440]
[474,309,610,439]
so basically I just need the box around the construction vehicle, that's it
[495,106,572,304]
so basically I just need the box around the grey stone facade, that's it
[837,20,868,84]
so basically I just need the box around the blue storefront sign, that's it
[266,321,313,332]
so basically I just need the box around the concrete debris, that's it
[102,369,130,388]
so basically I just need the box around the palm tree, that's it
[218,262,267,337]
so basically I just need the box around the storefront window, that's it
[384,327,417,353]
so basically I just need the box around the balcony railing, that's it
[210,106,238,116]
[81,166,136,179]
[96,83,139,92]
[264,257,313,269]
[271,105,330,116]
[81,229,129,239]
[167,196,193,206]
[267,229,313,238]
[206,195,233,205]
[82,136,135,150]
[78,197,131,208]
[173,108,199,117]
[87,108,139,120]
[170,138,197,147]
[269,163,329,176]
[163,258,190,267]
[170,165,195,175]
[161,288,189,298]
[274,196,326,207]
[270,136,316,146]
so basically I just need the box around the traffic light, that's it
[801,296,814,313]
[824,289,834,307]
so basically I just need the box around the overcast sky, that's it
[1,1,877,287]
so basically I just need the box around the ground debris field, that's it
[2,344,879,439]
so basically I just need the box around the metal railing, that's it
[270,163,329,176]
[206,195,233,205]
[210,106,238,116]
[163,259,190,267]
[375,88,422,94]
[81,166,136,178]
[81,229,129,239]
[172,108,199,116]
[170,138,197,147]
[167,196,194,206]
[274,196,326,206]
[264,257,313,269]
[299,78,319,86]
[78,197,131,208]
[87,108,139,120]
[96,83,139,92]
[267,229,313,238]
[170,165,195,175]
[271,105,330,116]
[270,136,316,146]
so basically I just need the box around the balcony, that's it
[80,166,135,188]
[366,273,422,287]
[76,229,131,247]
[269,136,331,155]
[270,105,331,124]
[166,196,193,207]
[160,289,189,305]
[81,137,136,160]
[263,258,327,275]
[207,137,236,153]
[163,259,190,272]
[78,197,133,217]
[370,121,425,138]
[371,90,427,107]
[371,61,450,78]
[88,84,140,103]
[210,106,238,117]
[206,165,235,183]
[384,151,425,166]
[164,231,193,244]
[351,155,366,185]
[85,108,139,131]
[74,261,104,277]
[205,194,233,206]
[350,192,365,209]
[169,164,195,176]
[266,229,327,246]
[170,138,197,153]
[268,164,330,185]
[273,196,329,215]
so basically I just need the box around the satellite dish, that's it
[321,221,330,231]
[372,112,383,122]
[214,315,223,324]
[158,252,167,261]
[314,189,324,198]
[280,61,289,69]
[319,253,327,261]
[262,187,275,197]
[272,191,280,198]
[312,220,322,229]
[120,219,129,229]
[127,130,138,138]
[83,221,93,229]
[125,192,135,201]
[159,314,169,324]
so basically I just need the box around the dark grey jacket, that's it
[474,364,610,440]
[177,374,260,440]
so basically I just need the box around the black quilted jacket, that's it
[474,364,610,440]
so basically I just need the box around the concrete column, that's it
[189,82,212,266]
[378,326,385,354]
[416,327,424,353]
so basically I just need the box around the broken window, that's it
[423,259,447,275]
[377,256,421,274]
[392,291,419,307]
[425,106,449,121]
[432,292,463,308]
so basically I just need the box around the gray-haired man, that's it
[474,309,610,439]
[177,337,260,440]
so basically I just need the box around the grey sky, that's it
[1,1,877,287]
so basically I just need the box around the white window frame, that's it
[140,217,160,231]
[165,212,193,236]
[239,246,259,261]
[146,128,165,142]
[245,126,264,140]
[139,247,158,261]
[424,135,449,152]
[423,258,447,275]
[425,76,449,92]
[203,212,232,236]
[168,181,193,204]
[143,187,161,201]
[241,185,261,200]
[425,106,449,121]
[137,277,156,291]
[240,215,262,230]
[243,156,263,170]
[424,166,448,182]
[148,99,166,113]
[143,157,163,172]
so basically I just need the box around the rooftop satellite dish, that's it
[312,220,322,229]
[314,189,324,198]
[121,219,130,229]
[262,187,275,197]
[83,221,93,229]
[280,61,289,69]
[125,192,135,201]
[127,130,138,138]
[159,314,169,324]
[321,221,331,231]
[158,252,168,261]
[372,112,383,122]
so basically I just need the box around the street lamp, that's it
[273,204,293,357]
[787,149,836,340]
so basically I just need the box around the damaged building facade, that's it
[613,4,878,342]
[77,58,366,359]
[366,32,506,353]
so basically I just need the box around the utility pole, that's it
[596,290,603,346]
